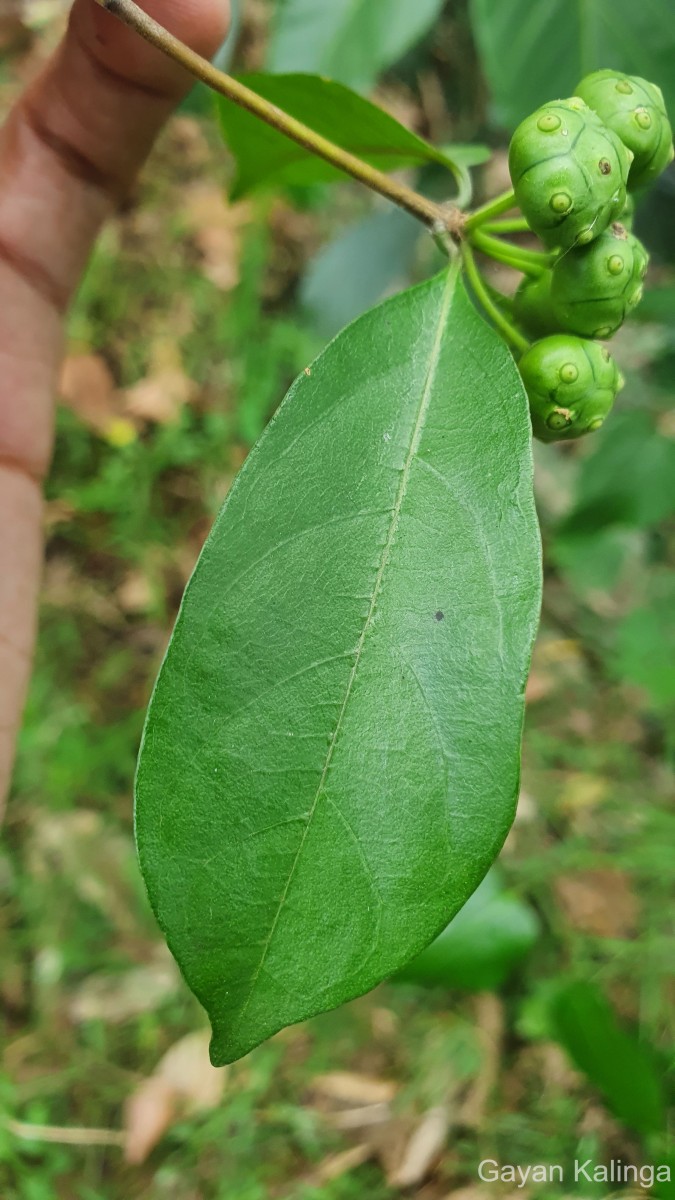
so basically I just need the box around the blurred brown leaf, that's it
[387,1105,450,1189]
[59,354,120,435]
[554,869,638,938]
[122,339,196,425]
[124,1077,176,1167]
[309,1071,398,1108]
[182,183,250,290]
[125,1030,227,1164]
[306,1144,373,1187]
[116,569,154,614]
[459,994,504,1129]
[327,1103,392,1131]
[68,948,179,1024]
[123,367,194,424]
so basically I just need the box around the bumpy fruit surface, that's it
[519,335,623,442]
[550,225,648,338]
[575,70,674,191]
[514,272,558,339]
[509,98,633,250]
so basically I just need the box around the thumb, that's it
[0,0,229,810]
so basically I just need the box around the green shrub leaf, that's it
[216,74,472,197]
[615,573,675,714]
[135,268,542,1065]
[268,0,446,91]
[470,0,675,129]
[395,869,539,991]
[558,411,675,536]
[549,980,667,1137]
[301,208,422,338]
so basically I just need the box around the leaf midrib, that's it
[231,266,458,1039]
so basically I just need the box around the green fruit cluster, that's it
[508,70,673,442]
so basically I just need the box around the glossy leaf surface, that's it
[136,269,542,1064]
[470,0,675,129]
[268,0,446,91]
[216,74,464,197]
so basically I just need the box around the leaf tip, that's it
[208,1019,262,1067]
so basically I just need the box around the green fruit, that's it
[509,98,633,251]
[550,226,649,338]
[575,70,674,191]
[519,335,623,442]
[513,271,558,339]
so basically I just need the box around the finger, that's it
[0,0,229,809]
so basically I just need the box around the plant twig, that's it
[6,1117,127,1148]
[461,242,529,354]
[92,0,463,235]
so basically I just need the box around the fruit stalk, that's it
[461,242,530,354]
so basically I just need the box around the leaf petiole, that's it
[469,229,553,277]
[461,242,530,355]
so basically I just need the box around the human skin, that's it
[0,0,229,815]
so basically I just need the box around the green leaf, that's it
[394,869,539,991]
[470,0,675,130]
[216,74,461,198]
[268,0,446,91]
[637,284,675,326]
[615,573,675,713]
[301,208,422,338]
[549,980,666,1137]
[438,144,492,170]
[553,526,640,597]
[135,268,542,1065]
[558,410,675,536]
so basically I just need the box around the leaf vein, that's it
[229,266,458,1039]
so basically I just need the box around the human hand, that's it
[0,0,229,814]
